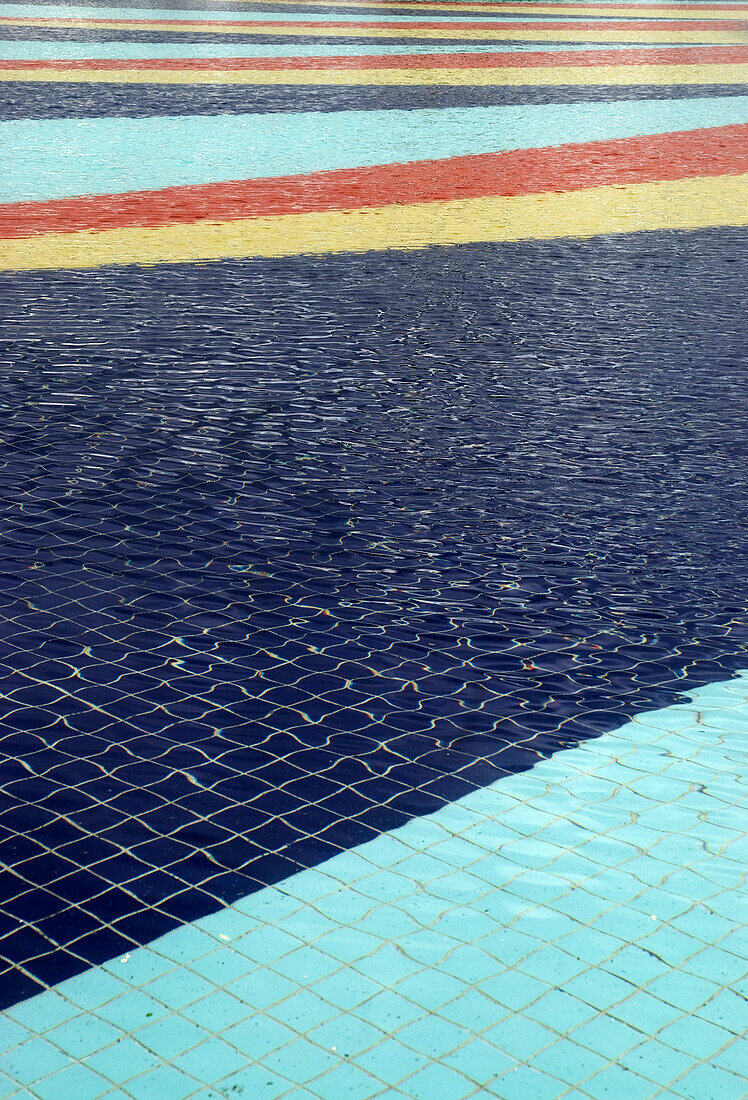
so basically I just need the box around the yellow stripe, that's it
[4,63,748,84]
[2,174,746,273]
[0,19,744,42]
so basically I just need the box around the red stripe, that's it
[2,125,747,241]
[8,45,748,71]
[0,15,742,29]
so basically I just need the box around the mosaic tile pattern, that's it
[0,0,747,1027]
[1,673,746,1099]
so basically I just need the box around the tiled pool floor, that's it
[1,0,748,1094]
[2,672,746,1098]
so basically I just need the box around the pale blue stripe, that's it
[0,40,724,59]
[2,671,746,1099]
[2,96,747,203]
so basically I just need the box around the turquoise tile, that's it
[438,989,506,1032]
[608,991,682,1034]
[355,907,420,941]
[713,1042,748,1077]
[696,988,747,1032]
[523,989,599,1032]
[54,972,129,1011]
[144,968,214,1010]
[265,990,338,1032]
[227,970,298,1008]
[397,1062,475,1099]
[559,928,620,966]
[261,1037,338,1082]
[657,1015,732,1058]
[584,1065,659,1100]
[213,1063,294,1100]
[644,970,719,1012]
[483,1015,556,1061]
[3,1039,70,1085]
[618,1040,694,1086]
[516,946,587,985]
[0,1072,20,1098]
[308,1016,383,1057]
[488,1063,566,1100]
[355,1038,425,1082]
[0,1018,33,1053]
[32,1064,115,1100]
[439,945,504,984]
[124,1064,205,1099]
[570,1015,642,1060]
[149,927,214,965]
[5,995,76,1033]
[135,1014,209,1058]
[103,951,173,985]
[351,991,422,1032]
[391,971,465,1012]
[188,946,255,990]
[172,1036,248,1081]
[180,991,251,1031]
[396,1016,472,1059]
[563,968,635,1011]
[530,1040,607,1084]
[310,971,382,1011]
[306,1060,385,1099]
[85,1037,161,1081]
[479,968,551,1011]
[430,908,496,943]
[271,948,341,986]
[442,1037,517,1085]
[352,944,422,986]
[552,890,612,925]
[310,929,382,965]
[95,990,169,1031]
[222,1014,296,1059]
[228,927,302,965]
[637,926,702,966]
[45,1015,122,1059]
[478,929,543,968]
[601,945,667,986]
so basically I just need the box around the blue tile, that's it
[488,1063,566,1100]
[396,1016,473,1059]
[351,991,423,1032]
[306,1061,385,1099]
[222,1014,297,1059]
[262,1037,338,1082]
[443,1038,517,1085]
[523,989,599,1032]
[33,1064,115,1100]
[658,1015,732,1058]
[569,1015,642,1060]
[86,1037,161,1081]
[45,1015,122,1059]
[397,1062,475,1100]
[618,1040,694,1086]
[479,969,551,1011]
[308,1016,383,1057]
[483,1015,557,1061]
[172,1036,249,1081]
[584,1065,658,1100]
[391,972,466,1012]
[530,1040,607,1084]
[356,1038,425,1082]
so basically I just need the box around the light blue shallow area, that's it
[2,96,748,203]
[0,40,721,59]
[2,672,746,1100]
